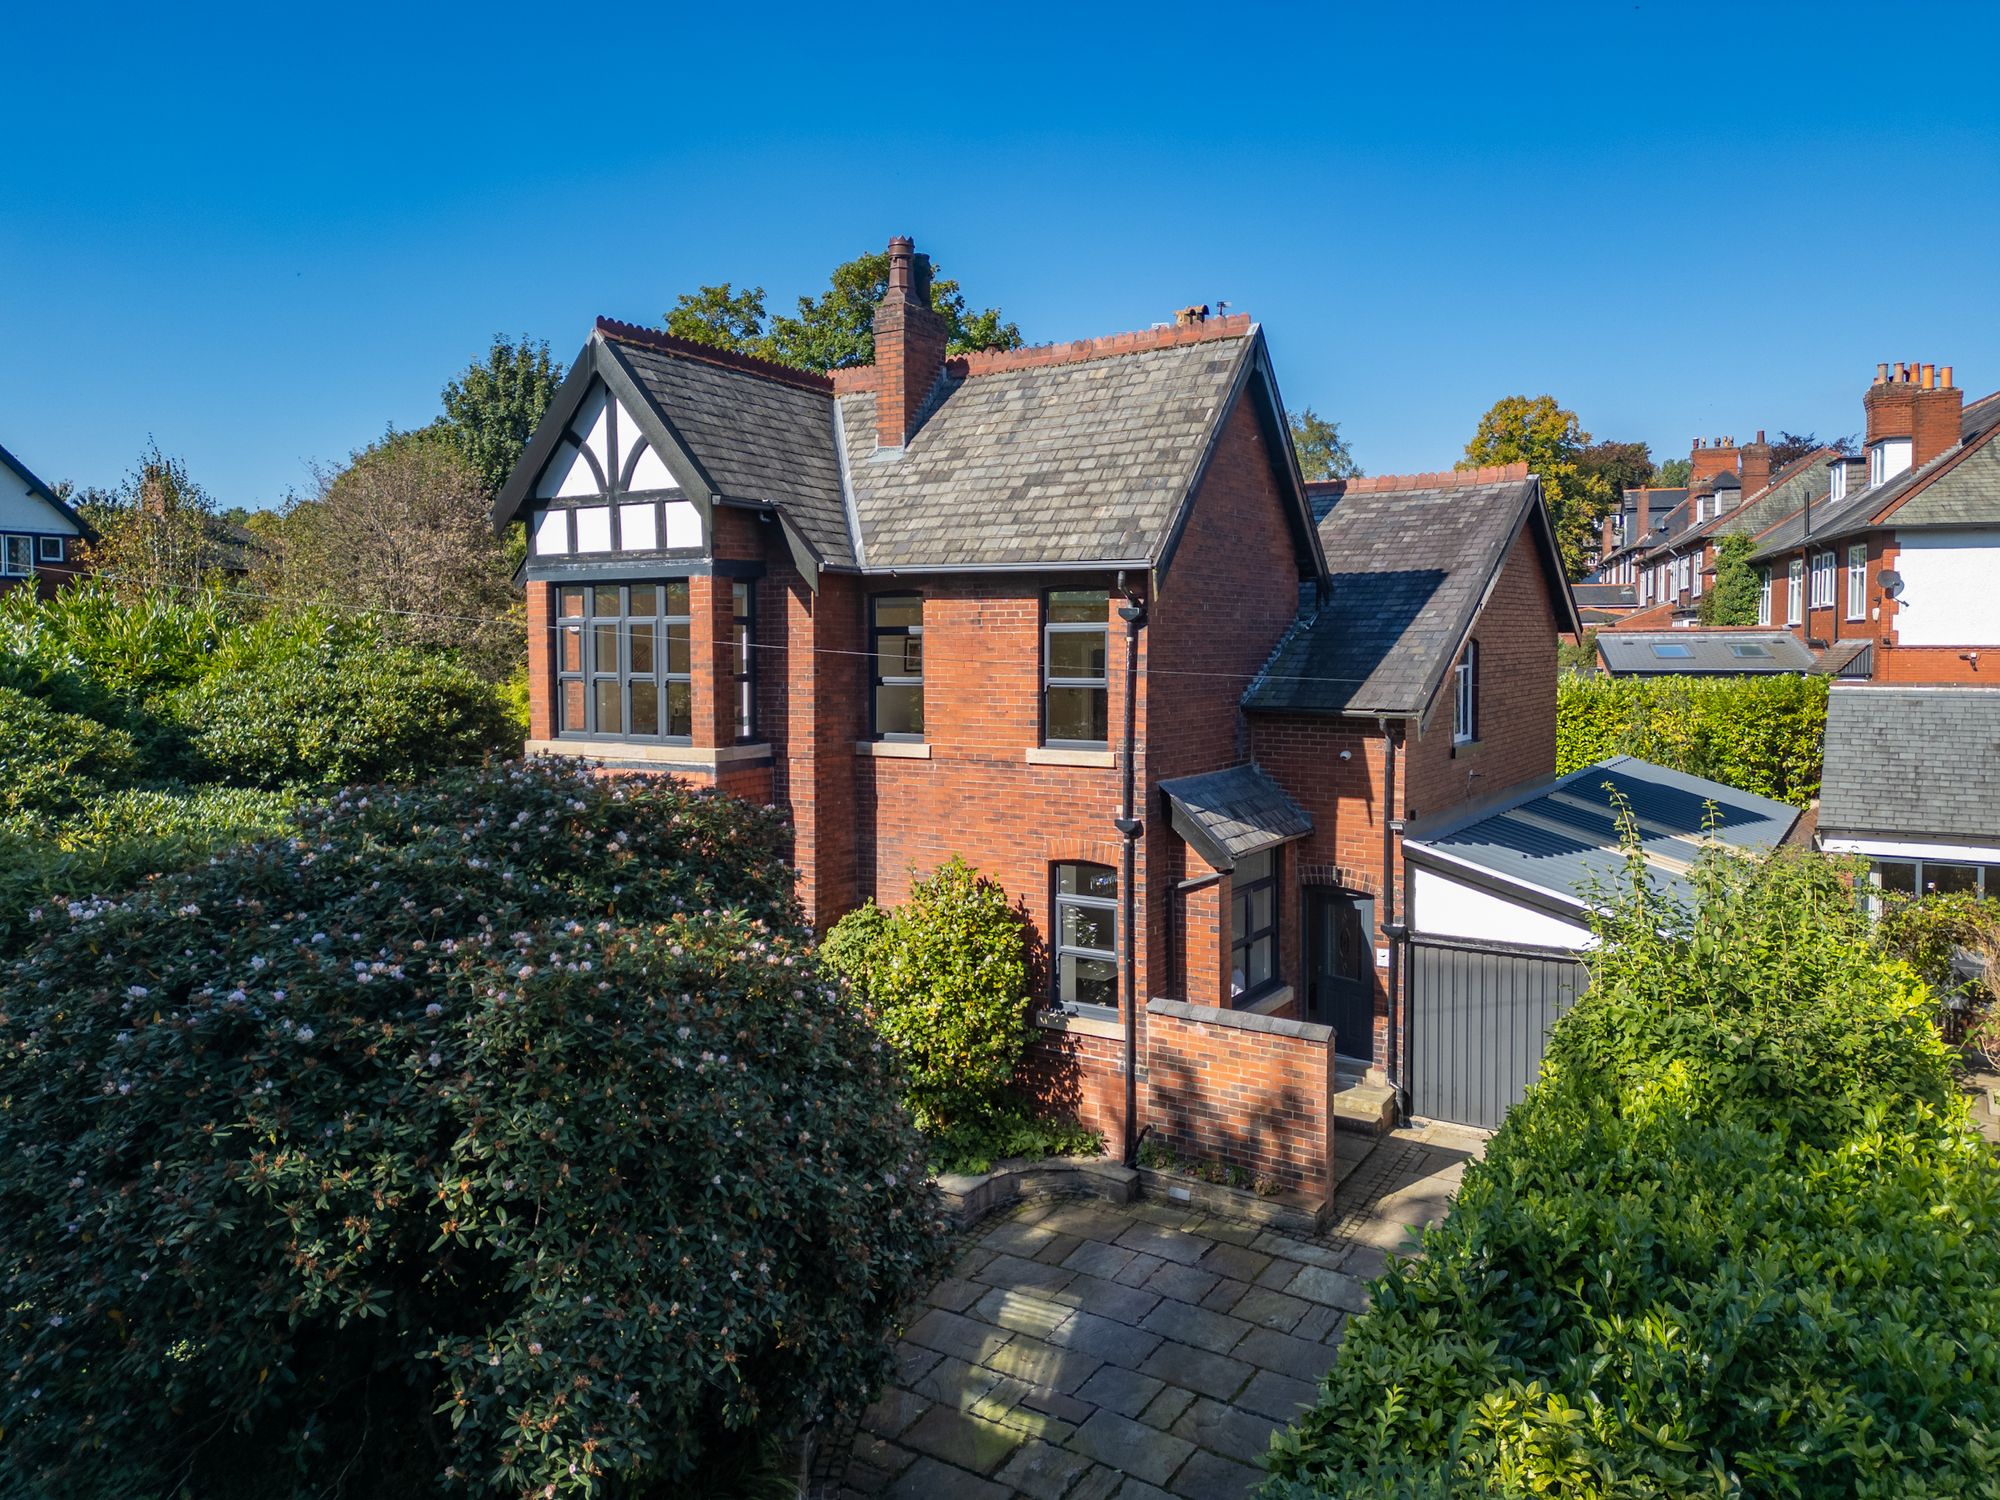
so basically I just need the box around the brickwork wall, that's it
[526,580,556,743]
[1143,1003,1334,1196]
[1020,1027,1127,1144]
[1874,644,1993,683]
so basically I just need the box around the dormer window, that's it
[1829,463,1847,503]
[1868,438,1911,488]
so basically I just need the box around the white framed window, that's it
[1810,551,1836,609]
[1868,439,1912,488]
[1758,568,1772,625]
[1639,571,1651,605]
[1846,543,1868,621]
[1453,640,1478,745]
[1693,553,1704,596]
[36,536,64,563]
[1787,558,1804,625]
[0,535,29,576]
[1830,463,1848,503]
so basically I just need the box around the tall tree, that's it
[1460,395,1616,580]
[438,336,566,496]
[1699,533,1762,625]
[77,443,239,603]
[269,430,520,681]
[664,249,1023,372]
[1577,439,1654,498]
[1287,408,1362,481]
[1653,457,1692,486]
[1769,430,1857,469]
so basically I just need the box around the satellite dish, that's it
[1878,569,1904,597]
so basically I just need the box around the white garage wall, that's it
[1411,866,1594,951]
[1894,529,2000,645]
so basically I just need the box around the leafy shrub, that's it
[173,610,513,787]
[1877,890,2000,1012]
[0,761,944,1499]
[1556,671,1828,805]
[0,577,230,714]
[0,684,142,820]
[822,856,1030,1131]
[1263,844,1999,1499]
[930,1107,1102,1176]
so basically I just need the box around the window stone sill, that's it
[1025,746,1116,768]
[1240,985,1297,1017]
[854,740,932,759]
[526,739,770,766]
[1033,1009,1125,1041]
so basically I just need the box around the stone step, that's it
[1333,1077,1397,1135]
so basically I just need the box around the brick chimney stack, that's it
[1738,429,1772,498]
[1865,358,1964,470]
[871,235,950,451]
[1689,435,1739,485]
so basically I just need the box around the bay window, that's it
[1229,848,1279,1002]
[555,581,691,740]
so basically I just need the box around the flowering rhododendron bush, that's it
[0,759,945,1499]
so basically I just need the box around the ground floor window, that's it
[1053,862,1117,1016]
[555,580,691,740]
[0,536,31,575]
[731,580,756,741]
[1230,847,1279,1001]
[1874,860,2000,899]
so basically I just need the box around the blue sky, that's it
[6,2,1999,509]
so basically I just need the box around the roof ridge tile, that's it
[593,317,835,394]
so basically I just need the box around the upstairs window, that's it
[1230,848,1279,1002]
[1758,568,1772,625]
[1053,862,1117,1016]
[731,580,757,741]
[870,594,924,740]
[1,536,30,575]
[1786,559,1804,625]
[555,581,691,740]
[1453,640,1478,745]
[36,536,63,563]
[1846,544,1868,621]
[1810,550,1836,609]
[1830,463,1848,503]
[1044,589,1109,747]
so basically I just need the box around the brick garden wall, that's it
[1143,999,1335,1198]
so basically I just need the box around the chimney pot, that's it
[1942,365,1954,389]
[1756,429,1765,443]
[1893,361,1906,382]
[1922,362,1936,389]
[1875,362,1888,385]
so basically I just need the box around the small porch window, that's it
[1054,862,1118,1017]
[1229,847,1279,1002]
[1043,589,1109,747]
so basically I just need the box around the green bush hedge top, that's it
[0,760,944,1499]
[1557,672,1828,807]
[1263,846,2000,1500]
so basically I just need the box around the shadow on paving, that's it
[841,1122,1487,1500]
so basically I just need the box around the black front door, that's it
[1309,889,1376,1061]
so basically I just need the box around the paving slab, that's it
[1068,1409,1195,1487]
[1044,1308,1164,1368]
[1168,1396,1283,1465]
[1167,1446,1266,1499]
[907,1307,1015,1365]
[900,1405,1026,1475]
[980,1331,1106,1396]
[1196,1242,1273,1283]
[1229,1286,1312,1332]
[1075,1364,1166,1419]
[1048,1270,1163,1325]
[1113,1221,1212,1265]
[993,1438,1100,1500]
[1138,1299,1253,1356]
[1136,1261,1222,1305]
[885,1454,1012,1500]
[975,1252,1080,1296]
[1285,1264,1371,1314]
[1232,1327,1341,1383]
[1236,1367,1322,1422]
[972,1286,1076,1341]
[1137,1341,1254,1402]
[1138,1383,1196,1431]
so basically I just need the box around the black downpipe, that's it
[1115,572,1148,1166]
[1378,717,1408,1120]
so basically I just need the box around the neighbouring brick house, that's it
[492,237,1576,1205]
[0,441,91,597]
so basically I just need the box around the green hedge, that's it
[1557,672,1828,806]
[1262,846,1999,1499]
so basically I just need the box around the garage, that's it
[1399,756,1801,1130]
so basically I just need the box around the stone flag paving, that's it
[842,1122,1485,1500]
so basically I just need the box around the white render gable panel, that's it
[1892,528,2000,646]
[0,457,80,534]
[1411,866,1594,951]
[533,381,672,502]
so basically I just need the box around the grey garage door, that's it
[1408,936,1589,1130]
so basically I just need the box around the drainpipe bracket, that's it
[1114,816,1144,838]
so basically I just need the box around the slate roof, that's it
[1405,755,1801,915]
[1572,581,1637,609]
[1597,629,1816,676]
[1819,686,2000,844]
[1158,763,1313,870]
[1749,423,2000,560]
[1242,471,1575,718]
[1643,448,1837,560]
[836,334,1256,569]
[609,338,855,567]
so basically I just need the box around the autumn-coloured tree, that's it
[1460,395,1616,579]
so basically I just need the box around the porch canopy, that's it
[1158,763,1312,873]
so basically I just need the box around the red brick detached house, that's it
[0,442,92,598]
[493,238,1576,1206]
